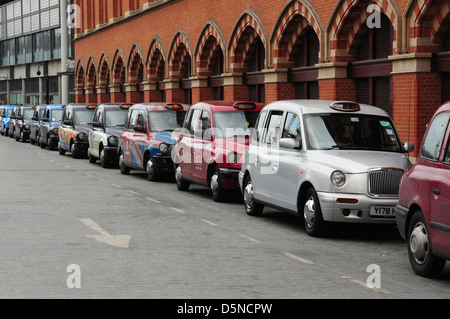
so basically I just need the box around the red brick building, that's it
[73,0,450,160]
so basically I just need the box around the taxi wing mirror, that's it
[63,119,74,126]
[133,125,146,133]
[403,142,414,153]
[92,121,103,128]
[42,118,49,122]
[279,137,301,150]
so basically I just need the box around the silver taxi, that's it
[239,100,414,237]
[88,103,131,168]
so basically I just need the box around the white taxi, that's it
[239,100,414,237]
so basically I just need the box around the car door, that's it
[40,108,50,141]
[89,106,103,158]
[123,109,139,167]
[132,110,148,169]
[179,108,202,182]
[430,118,450,255]
[252,110,284,202]
[59,107,73,150]
[270,111,303,212]
[192,110,212,184]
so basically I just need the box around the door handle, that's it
[254,159,259,165]
[432,188,440,195]
[273,164,278,171]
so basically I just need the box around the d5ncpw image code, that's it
[177,303,273,316]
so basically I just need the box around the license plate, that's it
[369,206,395,217]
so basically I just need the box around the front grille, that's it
[368,168,404,197]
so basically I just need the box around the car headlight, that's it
[159,143,168,153]
[108,136,118,146]
[25,124,30,130]
[53,128,58,135]
[227,152,239,164]
[77,132,86,141]
[331,170,346,187]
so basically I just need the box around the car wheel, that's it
[175,165,190,191]
[100,149,109,168]
[88,152,96,163]
[119,152,130,175]
[210,166,226,202]
[71,143,79,158]
[407,210,446,278]
[303,187,326,237]
[146,157,158,181]
[59,145,66,156]
[243,175,264,216]
[48,137,54,150]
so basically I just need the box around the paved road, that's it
[0,134,449,300]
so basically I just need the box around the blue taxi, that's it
[118,102,189,181]
[1,105,14,136]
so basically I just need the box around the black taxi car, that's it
[14,105,34,142]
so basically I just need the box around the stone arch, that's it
[228,10,269,72]
[327,0,401,60]
[111,48,127,85]
[127,43,145,84]
[195,21,226,76]
[86,55,97,88]
[98,52,111,87]
[169,30,194,79]
[75,58,86,91]
[272,0,324,68]
[146,37,167,81]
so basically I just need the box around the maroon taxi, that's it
[396,101,450,278]
[174,101,264,202]
[118,102,189,181]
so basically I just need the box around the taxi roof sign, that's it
[330,101,360,112]
[120,103,132,109]
[86,104,97,109]
[233,102,256,110]
[164,103,184,110]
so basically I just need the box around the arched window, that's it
[245,38,265,103]
[352,14,393,116]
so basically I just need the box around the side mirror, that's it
[32,117,38,121]
[403,142,415,153]
[63,120,73,126]
[279,137,301,150]
[42,118,49,122]
[133,125,146,133]
[92,121,103,128]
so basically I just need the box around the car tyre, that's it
[407,209,446,278]
[88,152,96,163]
[119,152,130,175]
[175,165,190,191]
[59,145,66,156]
[100,149,109,168]
[146,157,158,181]
[210,166,226,202]
[243,175,264,216]
[303,187,326,237]
[71,142,80,159]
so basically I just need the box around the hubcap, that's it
[410,222,429,265]
[244,181,254,209]
[175,166,182,184]
[100,150,105,163]
[71,144,75,153]
[119,154,124,168]
[210,172,219,195]
[147,159,153,174]
[304,196,315,229]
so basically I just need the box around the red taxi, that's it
[174,101,264,202]
[396,101,450,277]
[118,102,190,181]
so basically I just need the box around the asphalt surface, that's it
[0,134,449,300]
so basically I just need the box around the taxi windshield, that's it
[148,111,186,132]
[105,110,127,127]
[305,113,402,152]
[74,109,94,125]
[24,109,34,120]
[212,111,259,138]
[51,109,64,122]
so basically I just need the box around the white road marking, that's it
[170,207,185,214]
[283,252,314,265]
[80,218,131,249]
[238,234,260,243]
[127,190,141,196]
[200,218,217,226]
[147,197,162,204]
[112,184,122,189]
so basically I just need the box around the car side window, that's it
[188,109,202,135]
[264,111,284,145]
[137,111,146,130]
[254,110,267,142]
[282,112,301,144]
[97,110,103,125]
[421,112,450,162]
[128,109,139,130]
